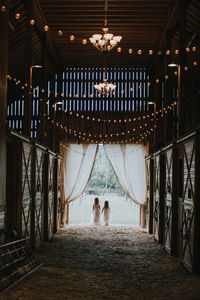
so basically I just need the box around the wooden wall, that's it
[146,130,200,274]
[3,132,62,248]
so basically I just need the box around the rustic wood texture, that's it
[34,147,44,246]
[163,148,173,253]
[153,154,165,243]
[0,0,9,243]
[48,154,55,239]
[181,138,195,272]
[21,142,32,238]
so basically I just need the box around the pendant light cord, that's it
[104,0,108,26]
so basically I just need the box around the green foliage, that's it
[87,145,122,193]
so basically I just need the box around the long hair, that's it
[94,197,99,205]
[104,201,109,208]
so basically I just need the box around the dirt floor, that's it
[2,225,200,300]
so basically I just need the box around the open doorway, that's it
[69,144,140,225]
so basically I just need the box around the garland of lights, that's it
[43,101,175,144]
[1,4,200,57]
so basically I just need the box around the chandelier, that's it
[89,0,122,53]
[94,78,116,95]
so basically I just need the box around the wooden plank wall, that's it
[4,135,61,248]
[34,147,45,247]
[153,154,165,243]
[146,131,200,274]
[21,142,32,238]
[47,154,55,239]
[163,149,173,253]
[181,138,195,272]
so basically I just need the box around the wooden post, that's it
[171,145,178,255]
[148,158,154,234]
[159,154,165,243]
[66,202,69,225]
[141,206,146,228]
[178,0,186,137]
[39,32,48,145]
[193,130,200,274]
[31,146,36,248]
[53,158,58,233]
[43,152,49,241]
[23,0,33,137]
[0,1,8,243]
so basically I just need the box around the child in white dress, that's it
[92,197,101,225]
[101,201,110,226]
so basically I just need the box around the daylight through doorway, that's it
[68,145,141,225]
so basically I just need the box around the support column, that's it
[66,202,69,225]
[53,158,58,233]
[159,154,165,244]
[39,32,48,145]
[31,146,36,248]
[0,2,8,244]
[23,0,33,137]
[178,0,187,137]
[148,159,154,234]
[171,145,178,255]
[193,130,200,274]
[43,152,49,241]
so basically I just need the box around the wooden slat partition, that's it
[7,131,61,246]
[21,142,32,238]
[48,154,55,239]
[163,148,173,253]
[153,153,165,243]
[34,147,44,247]
[180,138,195,272]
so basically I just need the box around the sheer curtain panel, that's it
[104,144,147,206]
[63,143,97,203]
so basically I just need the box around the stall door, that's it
[34,148,44,246]
[21,142,32,238]
[181,139,195,272]
[164,149,173,253]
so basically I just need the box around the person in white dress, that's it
[101,201,110,226]
[92,197,101,225]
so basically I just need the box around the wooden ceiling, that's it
[7,0,200,78]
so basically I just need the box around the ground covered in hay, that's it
[2,225,200,300]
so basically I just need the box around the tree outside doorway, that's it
[69,145,139,225]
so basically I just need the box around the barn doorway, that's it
[63,144,146,226]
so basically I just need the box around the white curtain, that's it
[63,143,97,203]
[104,144,147,206]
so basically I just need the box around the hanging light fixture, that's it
[94,78,116,95]
[89,0,122,53]
[94,55,116,95]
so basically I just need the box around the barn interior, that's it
[0,0,200,297]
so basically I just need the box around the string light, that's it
[15,13,21,20]
[69,35,75,41]
[1,5,6,12]
[58,30,63,36]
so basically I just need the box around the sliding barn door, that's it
[48,154,55,239]
[34,148,44,246]
[164,149,173,253]
[181,139,195,272]
[153,154,165,243]
[21,142,32,238]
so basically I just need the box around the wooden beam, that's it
[33,0,63,68]
[0,1,9,243]
[148,158,154,234]
[178,0,187,137]
[53,158,58,233]
[43,152,49,241]
[155,0,179,50]
[23,0,33,137]
[193,129,200,274]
